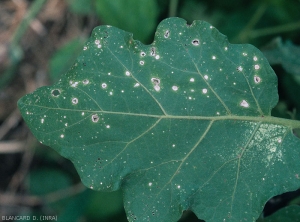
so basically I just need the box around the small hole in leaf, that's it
[150,47,156,56]
[192,39,200,46]
[164,30,170,38]
[51,89,61,97]
[254,75,261,84]
[151,78,160,85]
[92,114,99,123]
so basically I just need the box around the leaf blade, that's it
[18,18,300,222]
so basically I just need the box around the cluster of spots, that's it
[240,53,262,84]
[254,124,286,166]
[151,78,160,92]
[94,39,102,48]
[70,80,79,88]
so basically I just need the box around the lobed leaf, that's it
[18,18,300,222]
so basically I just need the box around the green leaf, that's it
[257,205,300,222]
[18,18,300,222]
[94,0,158,43]
[262,37,300,76]
[49,38,86,82]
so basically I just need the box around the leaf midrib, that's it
[22,103,300,129]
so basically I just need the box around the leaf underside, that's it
[18,18,300,222]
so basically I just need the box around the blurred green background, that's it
[0,0,300,221]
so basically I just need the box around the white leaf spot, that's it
[202,88,208,94]
[140,52,146,57]
[134,83,140,87]
[125,71,131,76]
[254,65,260,70]
[72,98,78,104]
[212,55,216,60]
[204,75,208,80]
[190,78,195,82]
[140,61,144,65]
[154,85,160,92]
[240,100,249,108]
[70,81,79,87]
[237,66,243,72]
[82,79,89,85]
[253,56,258,61]
[101,83,107,89]
[172,85,178,91]
[155,55,160,60]
[60,134,64,138]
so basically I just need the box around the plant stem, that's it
[250,20,300,39]
[169,0,179,17]
[11,0,47,48]
[235,3,267,43]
